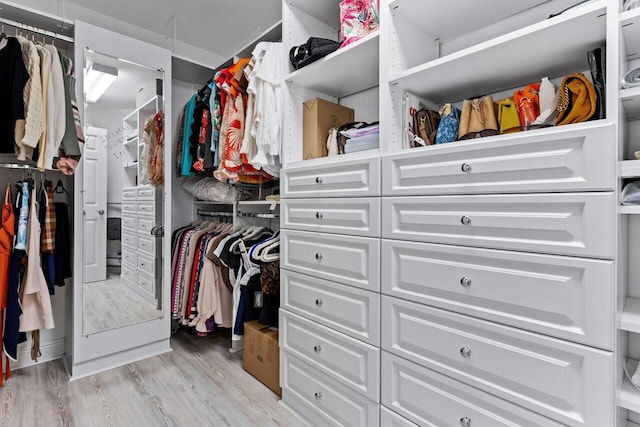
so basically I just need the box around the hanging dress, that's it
[0,186,15,384]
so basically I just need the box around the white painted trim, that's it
[10,337,66,371]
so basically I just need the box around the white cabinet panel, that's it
[122,201,136,214]
[382,193,614,259]
[137,253,154,277]
[382,240,614,349]
[122,215,136,232]
[282,155,380,198]
[136,200,157,217]
[121,230,136,249]
[380,407,418,427]
[122,187,136,200]
[282,198,380,237]
[282,270,380,345]
[382,123,615,196]
[137,234,156,257]
[282,352,379,427]
[121,249,136,266]
[137,216,154,235]
[382,352,563,427]
[381,297,614,427]
[281,310,380,401]
[121,261,136,286]
[136,186,157,200]
[282,230,380,292]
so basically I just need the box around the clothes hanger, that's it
[53,179,70,204]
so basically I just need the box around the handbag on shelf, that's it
[458,96,499,140]
[531,77,559,128]
[588,47,606,120]
[555,72,597,126]
[435,104,460,144]
[289,37,341,70]
[497,98,521,134]
[339,0,380,47]
[514,83,540,130]
[412,109,440,146]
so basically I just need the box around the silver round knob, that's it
[314,345,322,353]
[460,347,472,358]
[316,177,323,184]
[460,216,471,225]
[460,277,472,287]
[316,212,324,219]
[461,163,471,173]
[98,209,105,215]
[314,392,323,400]
[460,417,471,427]
[315,299,323,306]
[315,253,323,260]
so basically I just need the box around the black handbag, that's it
[289,37,341,70]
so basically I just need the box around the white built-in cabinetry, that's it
[279,0,633,426]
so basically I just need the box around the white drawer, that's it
[121,230,136,249]
[282,270,380,346]
[380,407,418,427]
[282,352,379,427]
[282,230,380,292]
[283,155,380,198]
[382,352,563,427]
[280,310,380,401]
[137,253,154,276]
[121,248,137,266]
[137,234,156,256]
[282,198,380,237]
[382,122,614,196]
[136,200,157,217]
[137,216,154,235]
[382,240,614,349]
[136,186,157,200]
[382,193,614,259]
[121,215,136,232]
[121,261,136,284]
[381,297,613,427]
[122,187,136,200]
[122,201,136,214]
[138,271,155,295]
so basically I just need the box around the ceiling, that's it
[67,0,282,59]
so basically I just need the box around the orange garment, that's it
[0,185,14,386]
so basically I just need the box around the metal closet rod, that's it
[196,210,234,218]
[0,17,74,43]
[238,212,279,219]
[0,163,56,171]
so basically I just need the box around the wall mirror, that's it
[81,48,164,336]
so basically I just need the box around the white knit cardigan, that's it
[15,37,44,160]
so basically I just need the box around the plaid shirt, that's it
[41,185,56,253]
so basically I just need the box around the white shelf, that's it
[234,20,282,59]
[124,163,138,170]
[285,32,379,98]
[388,1,606,103]
[622,7,640,59]
[388,0,548,43]
[621,297,640,333]
[621,360,640,412]
[621,205,640,214]
[193,200,233,205]
[238,200,280,205]
[284,148,380,170]
[288,0,339,26]
[124,137,138,148]
[621,160,640,178]
[622,86,640,121]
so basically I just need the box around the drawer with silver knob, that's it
[381,296,613,426]
[122,215,136,231]
[137,234,156,257]
[137,254,155,276]
[282,198,380,237]
[280,310,379,401]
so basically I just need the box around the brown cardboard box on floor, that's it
[243,321,282,397]
[303,98,354,160]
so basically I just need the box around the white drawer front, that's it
[282,352,379,427]
[122,187,136,200]
[121,248,137,266]
[122,201,136,214]
[382,352,563,427]
[382,193,614,259]
[382,123,614,196]
[282,230,380,292]
[138,271,155,295]
[136,186,157,200]
[137,200,157,217]
[121,230,136,249]
[283,156,380,198]
[382,240,614,349]
[137,216,154,235]
[121,261,136,284]
[281,310,380,401]
[137,234,156,256]
[122,215,136,232]
[137,254,155,276]
[382,297,613,427]
[282,198,380,237]
[380,407,418,427]
[282,270,380,346]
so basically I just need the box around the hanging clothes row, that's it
[0,32,84,174]
[176,42,283,187]
[170,216,280,340]
[0,176,71,386]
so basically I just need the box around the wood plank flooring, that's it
[0,331,303,427]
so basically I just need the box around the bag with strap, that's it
[497,98,521,134]
[458,96,499,140]
[555,72,597,126]
[289,37,341,70]
[412,109,440,146]
[514,83,540,130]
[435,104,460,144]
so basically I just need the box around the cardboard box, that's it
[243,321,282,396]
[303,98,354,160]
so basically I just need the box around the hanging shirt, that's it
[43,45,66,170]
[0,37,29,154]
[15,36,43,159]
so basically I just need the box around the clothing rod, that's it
[0,163,55,171]
[237,212,279,219]
[0,17,74,43]
[196,210,234,217]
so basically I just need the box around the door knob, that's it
[315,253,323,260]
[460,216,471,225]
[315,177,323,184]
[99,210,105,215]
[461,163,472,173]
[314,345,322,353]
[460,277,472,287]
[460,347,472,358]
[460,417,471,427]
[314,392,323,400]
[316,212,324,219]
[315,299,323,306]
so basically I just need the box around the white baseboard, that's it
[10,337,66,370]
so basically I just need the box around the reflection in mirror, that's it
[82,49,164,336]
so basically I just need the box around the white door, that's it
[83,126,108,283]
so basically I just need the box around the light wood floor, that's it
[83,275,163,335]
[0,331,303,427]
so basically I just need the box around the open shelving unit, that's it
[622,87,640,120]
[121,95,161,186]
